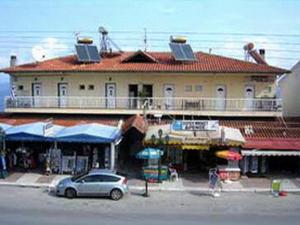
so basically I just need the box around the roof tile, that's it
[1,51,288,74]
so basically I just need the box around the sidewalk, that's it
[1,171,300,192]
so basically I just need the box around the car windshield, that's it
[71,172,88,182]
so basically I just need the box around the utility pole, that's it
[144,28,148,52]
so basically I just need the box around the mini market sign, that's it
[172,120,219,132]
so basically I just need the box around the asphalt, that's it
[0,186,300,225]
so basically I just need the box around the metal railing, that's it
[4,96,282,112]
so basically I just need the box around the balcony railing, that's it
[4,96,282,112]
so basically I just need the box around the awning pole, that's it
[110,142,115,171]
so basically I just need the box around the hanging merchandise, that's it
[260,156,267,174]
[241,156,250,174]
[49,148,62,174]
[62,156,76,173]
[104,146,110,169]
[92,147,98,168]
[76,156,89,173]
[250,156,259,173]
[0,155,8,178]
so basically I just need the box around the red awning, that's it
[244,138,300,150]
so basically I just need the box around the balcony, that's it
[4,96,282,117]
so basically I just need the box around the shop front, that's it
[144,120,245,174]
[1,122,121,175]
[240,138,300,176]
[241,149,300,176]
[4,122,64,172]
[54,123,121,174]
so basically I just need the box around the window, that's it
[101,175,121,182]
[18,85,24,91]
[195,85,203,92]
[79,85,85,90]
[185,85,192,92]
[88,85,94,90]
[80,175,102,183]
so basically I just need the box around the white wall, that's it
[281,61,300,117]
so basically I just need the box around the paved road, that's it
[0,187,299,225]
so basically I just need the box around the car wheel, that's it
[110,189,123,201]
[65,188,76,199]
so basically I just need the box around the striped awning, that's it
[241,150,300,156]
[181,145,210,150]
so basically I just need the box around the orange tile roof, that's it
[122,114,148,134]
[1,51,288,74]
[0,114,119,127]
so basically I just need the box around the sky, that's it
[0,0,300,108]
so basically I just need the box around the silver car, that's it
[55,170,129,200]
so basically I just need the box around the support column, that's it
[110,142,115,171]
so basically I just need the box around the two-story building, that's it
[2,40,300,176]
[2,49,286,117]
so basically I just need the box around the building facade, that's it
[2,51,286,118]
[280,61,300,117]
[2,48,298,176]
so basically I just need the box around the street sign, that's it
[172,120,219,131]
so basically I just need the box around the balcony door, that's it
[106,83,116,108]
[215,85,226,110]
[58,83,68,108]
[164,84,175,109]
[32,83,42,107]
[244,85,255,110]
[128,84,138,109]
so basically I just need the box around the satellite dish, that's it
[32,46,47,62]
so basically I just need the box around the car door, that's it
[98,174,121,196]
[75,175,102,196]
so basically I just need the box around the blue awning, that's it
[6,122,64,142]
[55,123,121,143]
[0,123,13,132]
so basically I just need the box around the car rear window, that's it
[101,175,121,182]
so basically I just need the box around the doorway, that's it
[164,84,175,109]
[58,83,68,108]
[244,85,255,110]
[128,84,138,109]
[105,83,116,108]
[215,85,226,110]
[142,84,153,107]
[32,83,42,107]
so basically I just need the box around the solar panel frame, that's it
[169,43,186,61]
[169,43,197,62]
[75,45,90,62]
[181,44,197,61]
[75,44,101,63]
[87,45,101,62]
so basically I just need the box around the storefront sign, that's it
[172,120,219,131]
[43,122,54,137]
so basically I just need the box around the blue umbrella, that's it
[136,148,164,159]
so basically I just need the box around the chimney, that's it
[10,55,17,67]
[259,49,266,60]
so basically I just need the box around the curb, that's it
[0,182,49,189]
